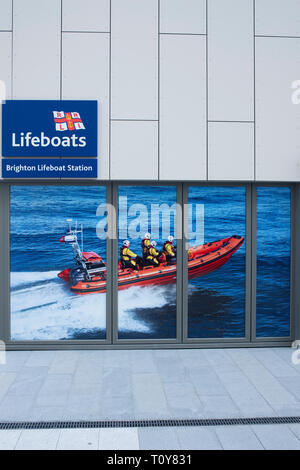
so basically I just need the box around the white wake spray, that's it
[10,272,171,340]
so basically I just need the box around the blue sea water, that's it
[256,187,291,338]
[10,186,108,340]
[9,185,291,341]
[188,186,246,338]
[117,186,177,340]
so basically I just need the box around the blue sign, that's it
[2,159,98,178]
[2,100,98,157]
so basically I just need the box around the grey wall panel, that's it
[208,122,254,180]
[111,121,158,179]
[256,0,300,37]
[62,33,110,180]
[0,32,11,177]
[0,0,12,30]
[160,35,206,181]
[160,0,206,34]
[111,0,158,119]
[62,0,110,32]
[256,37,300,181]
[0,32,11,99]
[13,0,61,99]
[208,0,254,122]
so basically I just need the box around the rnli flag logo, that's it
[53,111,85,132]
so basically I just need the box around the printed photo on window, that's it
[117,186,177,340]
[256,187,291,338]
[10,186,107,341]
[188,186,246,339]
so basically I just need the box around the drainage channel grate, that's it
[0,416,300,430]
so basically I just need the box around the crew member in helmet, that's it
[141,233,151,260]
[120,240,139,271]
[146,240,160,267]
[163,235,176,262]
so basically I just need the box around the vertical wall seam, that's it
[253,0,256,181]
[109,0,112,180]
[11,0,13,98]
[60,0,63,179]
[158,0,160,181]
[60,0,63,101]
[206,0,208,181]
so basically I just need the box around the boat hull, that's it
[59,235,244,295]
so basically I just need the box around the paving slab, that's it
[98,394,135,420]
[0,372,17,401]
[200,395,241,418]
[251,424,300,450]
[138,427,180,450]
[227,349,298,407]
[99,428,139,450]
[0,430,22,450]
[251,349,298,378]
[24,351,56,368]
[0,352,31,373]
[48,351,80,375]
[57,428,99,450]
[132,373,170,419]
[175,426,222,450]
[15,429,61,450]
[215,425,264,450]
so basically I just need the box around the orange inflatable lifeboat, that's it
[58,224,244,295]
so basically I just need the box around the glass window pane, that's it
[10,185,107,341]
[118,186,177,340]
[256,187,291,338]
[188,186,246,338]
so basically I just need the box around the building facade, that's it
[0,0,299,349]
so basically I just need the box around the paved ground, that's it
[0,347,300,449]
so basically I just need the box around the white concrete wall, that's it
[208,0,254,122]
[62,32,110,179]
[13,0,61,99]
[256,37,300,181]
[0,0,299,181]
[111,0,158,120]
[160,35,206,180]
[0,0,12,31]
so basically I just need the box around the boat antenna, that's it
[66,218,72,233]
[81,223,83,252]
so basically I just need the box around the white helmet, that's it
[168,235,174,243]
[151,240,157,248]
[123,240,130,247]
[144,233,151,240]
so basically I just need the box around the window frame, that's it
[251,183,295,343]
[1,181,113,348]
[0,181,295,350]
[182,183,251,344]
